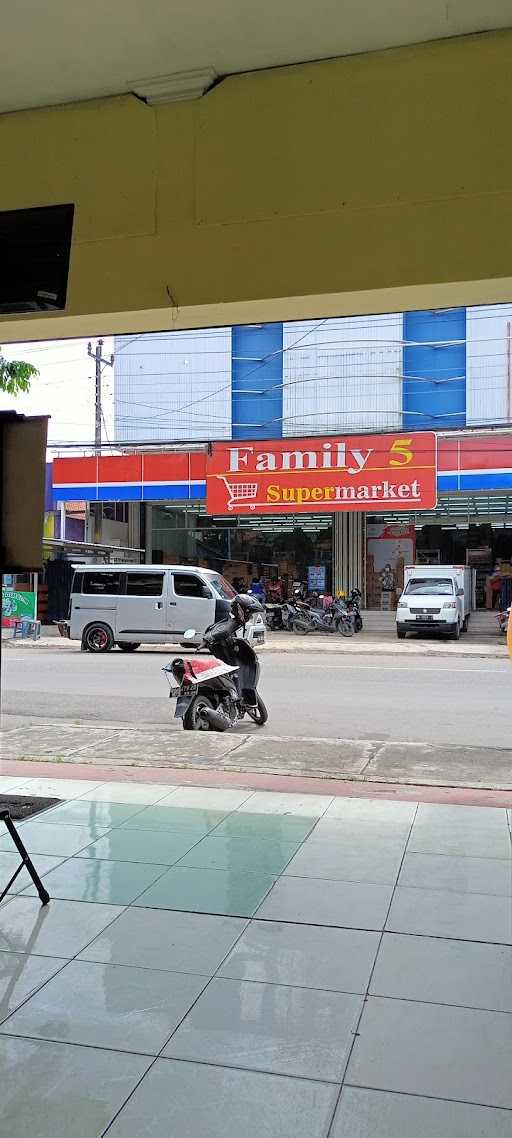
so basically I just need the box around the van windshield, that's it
[208,575,237,600]
[405,578,454,596]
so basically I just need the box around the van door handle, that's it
[155,601,163,609]
[168,602,177,606]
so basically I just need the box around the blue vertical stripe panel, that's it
[231,324,283,439]
[402,308,466,430]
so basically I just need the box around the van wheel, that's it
[451,621,461,641]
[396,628,406,639]
[117,642,140,652]
[83,623,114,652]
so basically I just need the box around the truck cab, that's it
[396,565,473,640]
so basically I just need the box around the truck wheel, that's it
[452,621,461,641]
[396,628,406,639]
[83,623,114,652]
[117,642,141,652]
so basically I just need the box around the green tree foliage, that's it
[0,351,38,395]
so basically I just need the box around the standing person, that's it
[249,576,266,603]
[267,577,283,603]
[489,563,503,609]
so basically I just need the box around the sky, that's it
[0,336,114,447]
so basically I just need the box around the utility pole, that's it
[87,340,114,542]
[88,339,114,453]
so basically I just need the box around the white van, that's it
[396,564,474,640]
[61,564,265,652]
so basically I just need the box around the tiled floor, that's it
[0,774,511,1136]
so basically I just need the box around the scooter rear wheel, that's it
[183,695,215,731]
[292,619,310,634]
[245,695,268,726]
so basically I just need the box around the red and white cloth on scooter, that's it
[181,657,238,684]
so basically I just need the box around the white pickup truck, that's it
[396,565,474,640]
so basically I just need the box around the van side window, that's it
[173,573,209,598]
[125,573,164,597]
[82,572,122,595]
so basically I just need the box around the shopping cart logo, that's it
[220,476,259,510]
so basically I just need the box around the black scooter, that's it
[345,587,363,632]
[164,604,268,732]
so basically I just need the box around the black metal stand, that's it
[0,810,50,905]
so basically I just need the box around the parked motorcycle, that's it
[345,587,363,633]
[164,594,268,731]
[291,598,354,637]
[497,607,510,636]
[281,599,302,630]
[264,602,285,630]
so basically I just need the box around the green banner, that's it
[2,588,37,624]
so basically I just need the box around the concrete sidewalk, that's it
[2,723,512,790]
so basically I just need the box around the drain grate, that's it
[0,794,61,821]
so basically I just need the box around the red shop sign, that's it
[206,432,437,515]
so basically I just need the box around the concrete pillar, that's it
[333,513,366,603]
[127,502,141,553]
[144,504,153,564]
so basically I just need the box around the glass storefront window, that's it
[151,505,332,596]
[208,575,237,600]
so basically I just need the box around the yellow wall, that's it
[1,30,512,341]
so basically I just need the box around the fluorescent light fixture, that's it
[131,68,217,105]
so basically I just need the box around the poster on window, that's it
[366,524,416,610]
[307,565,326,592]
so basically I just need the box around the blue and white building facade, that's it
[114,304,512,443]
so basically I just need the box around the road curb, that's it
[3,637,507,660]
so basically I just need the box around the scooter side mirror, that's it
[182,628,197,640]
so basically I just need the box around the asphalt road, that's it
[1,647,509,748]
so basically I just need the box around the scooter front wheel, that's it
[337,619,354,637]
[245,695,268,726]
[182,695,215,731]
[292,619,310,635]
